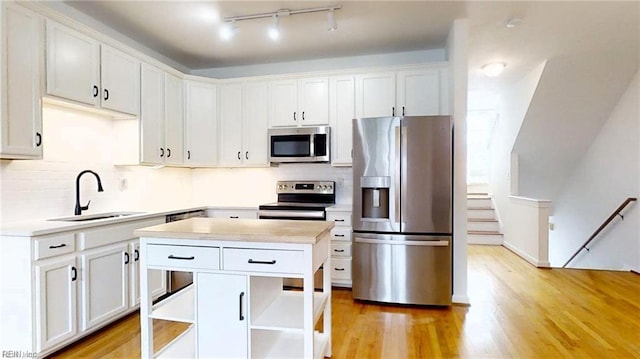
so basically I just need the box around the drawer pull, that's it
[239,292,245,321]
[334,268,345,271]
[248,259,276,265]
[168,255,195,260]
[334,234,345,237]
[334,219,345,222]
[230,216,239,219]
[334,249,345,253]
[124,252,130,265]
[134,249,140,261]
[49,243,67,249]
[71,266,78,281]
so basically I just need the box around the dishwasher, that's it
[163,209,206,297]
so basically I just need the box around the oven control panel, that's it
[276,180,335,194]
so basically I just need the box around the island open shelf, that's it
[252,330,329,359]
[149,284,194,323]
[154,324,195,359]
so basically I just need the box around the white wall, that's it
[0,105,191,223]
[549,72,640,270]
[191,49,446,79]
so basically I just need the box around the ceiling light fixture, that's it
[268,15,280,41]
[221,4,342,41]
[482,63,506,77]
[327,8,337,31]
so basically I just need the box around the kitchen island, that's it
[134,217,334,359]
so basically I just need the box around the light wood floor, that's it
[49,245,640,358]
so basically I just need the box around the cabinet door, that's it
[184,80,217,166]
[243,82,268,166]
[1,4,42,158]
[100,45,140,115]
[197,273,248,359]
[129,241,166,307]
[329,76,355,166]
[298,77,329,126]
[218,83,243,167]
[164,73,184,166]
[35,256,77,352]
[397,68,441,116]
[80,243,129,331]
[268,80,297,127]
[355,72,396,118]
[140,63,164,164]
[46,20,99,106]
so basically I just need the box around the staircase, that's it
[467,193,503,245]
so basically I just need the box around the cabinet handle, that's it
[49,243,66,249]
[293,111,297,121]
[187,150,191,160]
[71,266,77,281]
[92,85,99,98]
[334,249,345,253]
[248,259,276,265]
[168,255,195,260]
[104,88,109,101]
[134,249,140,261]
[160,148,164,157]
[302,111,305,120]
[334,219,345,222]
[230,216,239,219]
[237,151,241,160]
[392,106,395,116]
[35,132,42,147]
[167,148,171,158]
[245,151,249,160]
[402,106,405,116]
[239,292,245,321]
[124,252,130,264]
[334,267,345,271]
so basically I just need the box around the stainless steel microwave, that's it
[268,126,330,163]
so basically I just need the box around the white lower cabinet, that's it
[197,273,248,359]
[35,256,78,352]
[129,240,165,307]
[326,209,353,287]
[80,243,129,331]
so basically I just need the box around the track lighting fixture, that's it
[220,4,341,41]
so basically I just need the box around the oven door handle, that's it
[258,210,325,220]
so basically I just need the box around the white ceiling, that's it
[62,1,639,92]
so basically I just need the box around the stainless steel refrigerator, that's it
[352,115,452,306]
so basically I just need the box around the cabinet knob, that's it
[245,151,249,160]
[237,151,241,160]
[167,148,171,158]
[124,252,130,265]
[293,111,297,121]
[92,85,99,98]
[160,148,164,157]
[35,132,42,147]
[71,266,77,281]
[104,88,109,101]
[187,150,191,160]
[134,249,140,261]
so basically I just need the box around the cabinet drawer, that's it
[330,258,352,280]
[326,211,351,227]
[330,226,351,241]
[208,209,257,219]
[34,233,75,260]
[146,245,220,270]
[331,241,352,257]
[223,248,303,274]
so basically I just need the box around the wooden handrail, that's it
[562,197,637,268]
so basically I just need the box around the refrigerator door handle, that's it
[355,238,449,247]
[394,125,401,226]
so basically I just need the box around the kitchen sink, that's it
[48,211,145,222]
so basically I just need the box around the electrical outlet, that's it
[119,178,128,191]
[549,223,555,231]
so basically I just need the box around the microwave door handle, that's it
[309,134,315,157]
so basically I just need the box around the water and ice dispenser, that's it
[360,176,390,219]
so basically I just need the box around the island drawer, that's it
[223,248,304,274]
[330,258,352,280]
[331,241,352,257]
[34,233,75,260]
[146,244,220,270]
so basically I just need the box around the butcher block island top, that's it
[134,217,334,244]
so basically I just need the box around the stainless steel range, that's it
[258,180,336,221]
[258,180,335,289]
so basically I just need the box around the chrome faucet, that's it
[75,170,104,215]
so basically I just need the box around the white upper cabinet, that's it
[268,77,328,127]
[46,20,139,116]
[184,80,217,167]
[0,3,43,159]
[329,76,355,166]
[163,73,184,166]
[219,82,269,167]
[100,45,140,115]
[242,82,268,166]
[397,66,450,116]
[355,72,396,119]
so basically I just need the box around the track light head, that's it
[268,15,280,41]
[219,20,237,41]
[327,9,337,31]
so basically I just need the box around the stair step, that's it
[467,198,493,209]
[467,208,495,220]
[468,220,499,232]
[467,231,503,245]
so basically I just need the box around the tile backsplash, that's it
[0,105,353,224]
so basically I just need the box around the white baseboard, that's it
[452,294,470,305]
[503,241,550,268]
